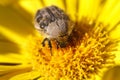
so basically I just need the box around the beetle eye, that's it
[40,23,46,29]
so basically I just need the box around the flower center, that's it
[27,18,116,80]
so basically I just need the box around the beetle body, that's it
[34,5,74,54]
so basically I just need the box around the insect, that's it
[34,5,74,55]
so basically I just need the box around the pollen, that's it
[27,18,117,80]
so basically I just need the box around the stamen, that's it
[27,18,117,80]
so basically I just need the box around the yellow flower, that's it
[0,0,120,80]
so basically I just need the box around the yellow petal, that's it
[0,6,34,45]
[0,53,29,64]
[0,0,16,6]
[43,0,65,10]
[78,0,102,21]
[97,0,120,30]
[15,0,44,16]
[9,70,41,80]
[102,65,120,80]
[66,0,77,21]
[0,40,20,54]
[0,65,32,80]
[109,24,120,39]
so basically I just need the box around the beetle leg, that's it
[56,40,60,49]
[48,39,52,55]
[41,38,47,47]
[41,38,52,55]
